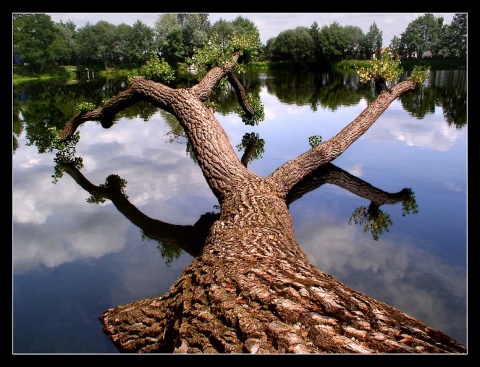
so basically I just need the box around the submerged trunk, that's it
[59,55,466,354]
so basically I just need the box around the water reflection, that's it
[287,163,418,241]
[13,68,467,352]
[399,69,467,126]
[13,68,466,155]
[60,162,218,262]
[58,153,418,265]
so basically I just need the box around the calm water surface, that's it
[12,69,467,353]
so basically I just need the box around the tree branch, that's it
[58,77,176,141]
[190,51,241,101]
[226,71,255,118]
[286,162,412,207]
[267,80,417,198]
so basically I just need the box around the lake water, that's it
[12,68,467,353]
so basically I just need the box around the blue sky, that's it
[45,12,458,46]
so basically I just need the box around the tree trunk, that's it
[59,55,466,354]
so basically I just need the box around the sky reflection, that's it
[12,74,467,352]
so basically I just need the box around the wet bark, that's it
[59,54,466,354]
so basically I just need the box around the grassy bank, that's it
[13,59,466,85]
[13,65,77,84]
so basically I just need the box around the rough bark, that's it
[59,55,466,354]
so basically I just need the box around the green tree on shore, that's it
[13,14,58,72]
[13,13,467,77]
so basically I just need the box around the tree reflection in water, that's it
[57,150,418,264]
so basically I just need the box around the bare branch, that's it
[226,70,255,118]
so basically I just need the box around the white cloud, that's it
[13,114,215,273]
[295,211,466,335]
[367,100,465,151]
[13,210,128,273]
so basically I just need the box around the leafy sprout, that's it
[74,102,96,113]
[46,126,83,183]
[355,48,431,88]
[408,65,431,84]
[349,205,392,241]
[400,188,419,216]
[236,132,265,163]
[355,49,403,85]
[186,31,260,82]
[138,52,176,83]
[236,92,265,126]
[308,135,323,148]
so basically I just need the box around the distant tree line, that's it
[13,13,466,74]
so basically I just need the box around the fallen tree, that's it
[58,49,466,354]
